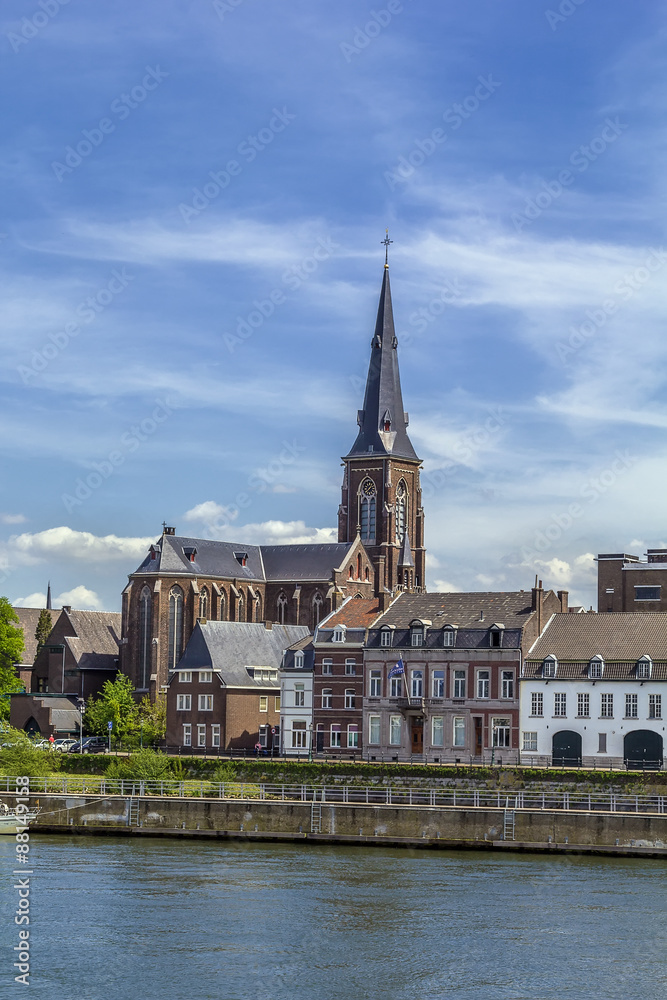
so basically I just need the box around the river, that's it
[2,835,666,999]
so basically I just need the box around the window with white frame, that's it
[259,696,268,712]
[577,693,590,718]
[199,671,212,683]
[291,721,307,749]
[432,670,445,698]
[443,627,455,647]
[389,715,401,746]
[344,689,355,709]
[390,676,403,697]
[330,724,342,748]
[258,725,268,748]
[477,670,490,699]
[380,629,392,647]
[347,724,359,748]
[182,724,191,747]
[294,651,304,669]
[332,626,346,643]
[411,627,424,647]
[453,670,466,699]
[543,656,557,678]
[197,724,206,747]
[411,670,423,698]
[368,715,380,745]
[432,716,444,747]
[588,656,604,679]
[322,658,333,674]
[522,731,537,752]
[490,628,502,648]
[649,694,662,719]
[345,658,356,675]
[294,684,305,707]
[637,656,652,679]
[453,716,465,747]
[625,693,638,718]
[211,724,220,748]
[177,694,191,711]
[531,692,543,717]
[180,671,192,683]
[601,693,614,718]
[554,692,567,717]
[198,694,213,711]
[322,688,332,709]
[369,670,382,697]
[501,670,514,699]
[492,717,511,748]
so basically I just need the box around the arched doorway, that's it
[624,730,663,770]
[24,717,41,737]
[552,730,582,767]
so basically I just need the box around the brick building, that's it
[597,550,667,612]
[165,620,309,750]
[362,586,564,762]
[29,607,121,700]
[312,597,384,755]
[12,606,60,690]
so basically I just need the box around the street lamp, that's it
[76,697,85,753]
[308,723,314,762]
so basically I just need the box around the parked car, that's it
[68,737,108,754]
[54,738,77,752]
[33,739,53,750]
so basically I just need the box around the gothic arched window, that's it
[139,586,152,689]
[199,587,209,620]
[168,585,184,670]
[395,480,407,543]
[359,478,376,542]
[237,592,244,622]
[219,590,226,621]
[277,592,288,625]
[255,594,262,623]
[312,592,323,629]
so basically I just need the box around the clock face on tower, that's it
[362,479,376,497]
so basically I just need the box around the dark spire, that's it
[46,581,52,610]
[346,263,419,461]
[398,531,414,568]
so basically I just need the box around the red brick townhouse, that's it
[312,597,385,754]
[362,585,564,762]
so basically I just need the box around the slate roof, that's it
[62,610,121,670]
[173,621,310,688]
[130,534,356,583]
[345,267,419,462]
[372,591,539,629]
[526,612,667,662]
[12,607,60,665]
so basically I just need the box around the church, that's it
[120,256,427,699]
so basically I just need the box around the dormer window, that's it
[489,626,503,648]
[332,626,346,643]
[588,655,604,679]
[149,545,158,560]
[234,551,248,567]
[183,546,197,563]
[637,656,652,679]
[380,628,393,648]
[411,627,424,647]
[294,651,305,669]
[443,626,456,648]
[542,656,557,678]
[382,409,391,432]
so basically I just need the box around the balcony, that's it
[395,697,425,714]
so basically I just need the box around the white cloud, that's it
[0,513,26,525]
[9,527,155,563]
[431,580,461,593]
[13,592,47,608]
[182,505,337,546]
[56,585,102,610]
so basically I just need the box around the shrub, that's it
[0,728,61,777]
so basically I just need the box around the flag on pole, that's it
[387,658,405,679]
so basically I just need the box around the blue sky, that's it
[2,0,667,612]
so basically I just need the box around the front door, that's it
[474,717,483,755]
[411,719,424,754]
[316,729,325,752]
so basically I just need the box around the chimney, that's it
[62,605,72,613]
[478,610,484,621]
[557,590,569,613]
[531,579,544,635]
[378,590,392,612]
[264,620,273,630]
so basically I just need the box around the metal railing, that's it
[4,776,667,815]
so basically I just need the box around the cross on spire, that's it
[381,229,393,267]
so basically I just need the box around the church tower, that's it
[338,246,426,595]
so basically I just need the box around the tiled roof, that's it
[64,610,122,664]
[173,621,310,688]
[320,597,384,630]
[522,660,667,681]
[527,612,667,661]
[372,591,539,629]
[12,607,60,665]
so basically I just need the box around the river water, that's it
[2,835,666,999]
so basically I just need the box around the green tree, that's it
[0,597,25,721]
[83,674,138,740]
[137,694,166,746]
[0,726,60,777]
[34,608,54,657]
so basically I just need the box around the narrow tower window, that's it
[139,586,152,688]
[168,585,184,670]
[395,480,407,542]
[198,587,208,620]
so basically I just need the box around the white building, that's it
[520,613,667,768]
[279,636,314,755]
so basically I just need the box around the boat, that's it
[0,802,39,835]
